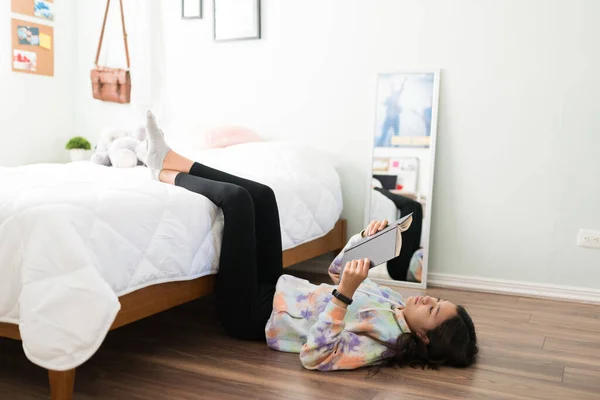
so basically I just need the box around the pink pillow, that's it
[202,126,262,149]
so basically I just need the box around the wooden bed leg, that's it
[48,369,76,400]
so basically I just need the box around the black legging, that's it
[374,187,423,281]
[175,162,283,340]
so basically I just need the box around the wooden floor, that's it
[2,256,600,400]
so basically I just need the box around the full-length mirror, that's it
[366,71,440,288]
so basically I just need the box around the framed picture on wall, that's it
[213,0,261,42]
[374,71,440,149]
[182,0,202,19]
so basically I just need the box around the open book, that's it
[341,213,414,268]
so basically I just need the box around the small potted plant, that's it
[65,136,92,162]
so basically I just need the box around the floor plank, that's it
[476,326,546,350]
[543,337,600,359]
[529,312,600,333]
[2,258,600,399]
[473,353,564,383]
[562,367,600,391]
[482,343,600,373]
[515,297,600,317]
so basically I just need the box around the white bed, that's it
[170,140,343,250]
[0,141,343,371]
[369,187,401,223]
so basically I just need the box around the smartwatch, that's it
[332,289,353,305]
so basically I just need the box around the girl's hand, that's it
[338,258,370,299]
[363,219,389,237]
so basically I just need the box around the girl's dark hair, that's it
[382,305,478,370]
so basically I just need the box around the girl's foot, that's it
[145,110,171,179]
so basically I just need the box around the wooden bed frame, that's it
[0,219,346,400]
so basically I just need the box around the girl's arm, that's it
[327,233,363,284]
[299,301,387,371]
[328,220,388,284]
[303,259,387,371]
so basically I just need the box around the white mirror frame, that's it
[363,69,441,290]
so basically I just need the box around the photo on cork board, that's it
[17,26,40,46]
[34,0,54,21]
[13,49,37,72]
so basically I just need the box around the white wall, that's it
[0,1,76,166]
[73,0,166,140]
[72,0,600,289]
[420,0,600,289]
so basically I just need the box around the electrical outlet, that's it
[577,229,600,249]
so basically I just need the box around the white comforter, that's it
[0,141,342,371]
[369,189,400,223]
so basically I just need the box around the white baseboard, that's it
[427,273,600,304]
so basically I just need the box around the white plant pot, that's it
[69,149,91,162]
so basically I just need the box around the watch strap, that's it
[332,289,353,305]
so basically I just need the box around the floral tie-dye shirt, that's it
[265,233,411,371]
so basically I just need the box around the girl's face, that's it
[403,296,458,343]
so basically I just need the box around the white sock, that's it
[145,110,171,177]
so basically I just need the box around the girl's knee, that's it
[222,185,253,207]
[254,184,276,204]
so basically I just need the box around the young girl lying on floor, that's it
[143,111,478,371]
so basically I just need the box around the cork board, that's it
[11,0,54,21]
[12,18,54,77]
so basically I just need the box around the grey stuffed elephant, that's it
[91,126,148,168]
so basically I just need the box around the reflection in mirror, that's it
[366,71,440,288]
